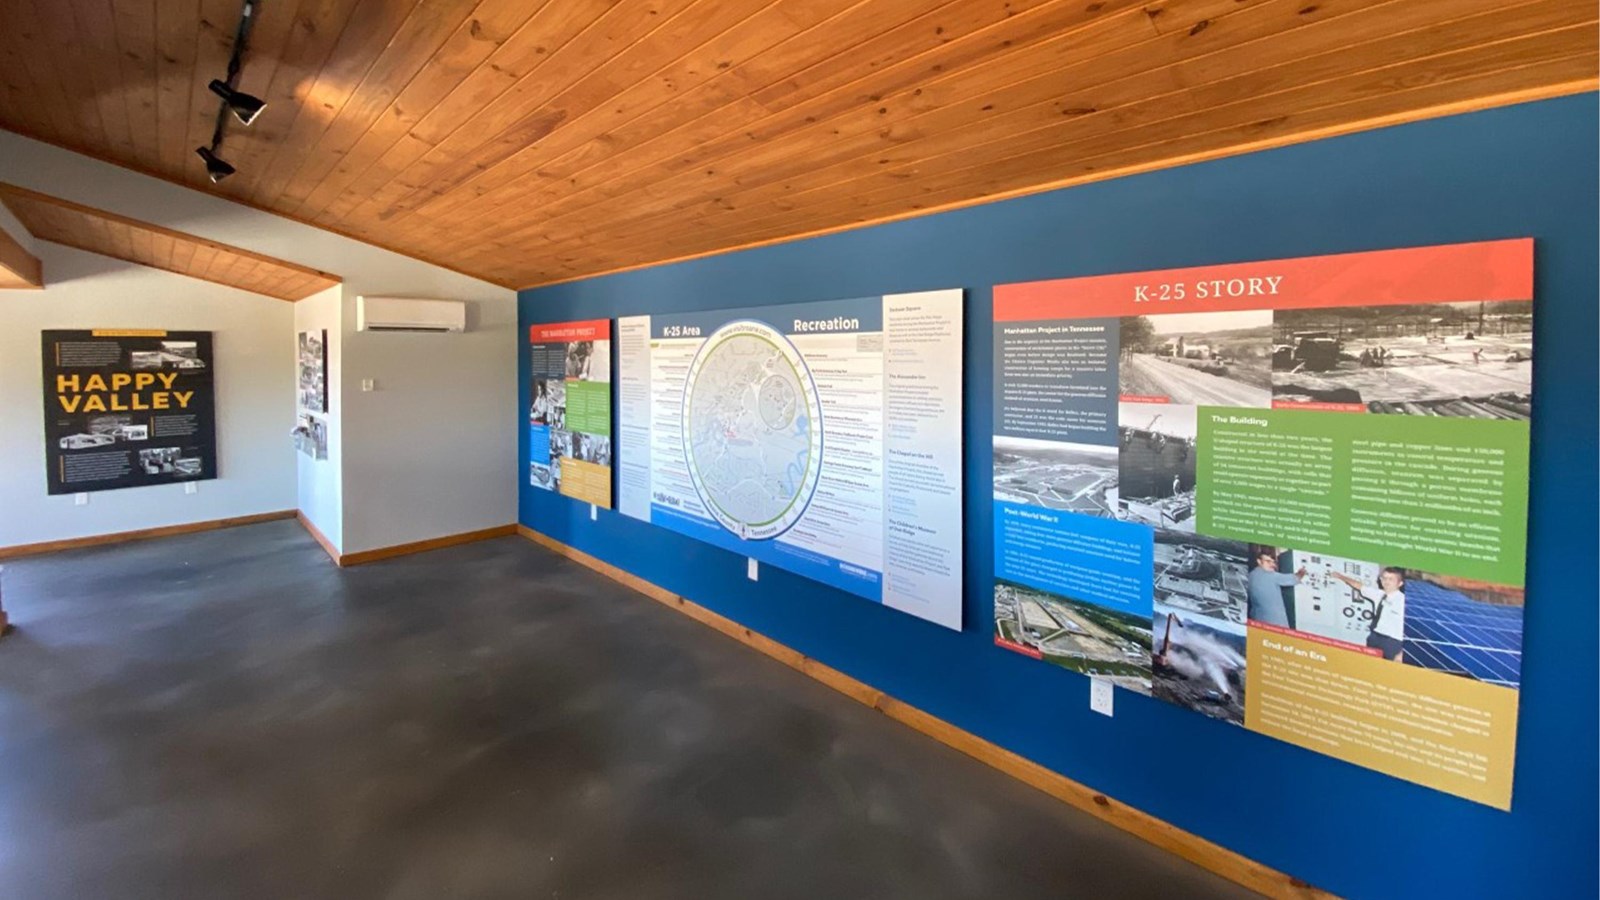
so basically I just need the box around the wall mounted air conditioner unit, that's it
[356,296,467,333]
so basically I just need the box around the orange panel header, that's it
[530,319,610,343]
[994,239,1533,321]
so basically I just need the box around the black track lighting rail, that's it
[196,0,266,183]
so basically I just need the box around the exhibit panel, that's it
[991,239,1532,809]
[41,329,218,494]
[528,319,613,508]
[617,290,965,629]
[295,329,329,460]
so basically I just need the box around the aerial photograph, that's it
[993,435,1118,517]
[1118,311,1273,407]
[1152,529,1249,626]
[994,580,1152,695]
[1271,301,1533,417]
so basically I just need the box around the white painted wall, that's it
[0,132,519,554]
[341,296,517,551]
[294,285,342,548]
[0,242,295,547]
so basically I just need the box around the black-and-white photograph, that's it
[564,339,608,381]
[1272,301,1533,417]
[87,414,149,442]
[569,432,612,467]
[1117,403,1196,532]
[1152,529,1249,626]
[294,412,328,460]
[138,445,184,474]
[1119,311,1272,407]
[993,435,1117,517]
[530,378,566,428]
[130,340,207,371]
[297,330,328,413]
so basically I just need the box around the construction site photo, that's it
[1271,301,1533,417]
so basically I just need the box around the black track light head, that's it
[208,79,266,126]
[195,146,236,183]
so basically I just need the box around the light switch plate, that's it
[73,492,88,506]
[1090,678,1114,717]
[589,503,597,521]
[184,482,197,495]
[361,378,375,392]
[746,558,759,581]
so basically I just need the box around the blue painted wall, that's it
[519,95,1598,899]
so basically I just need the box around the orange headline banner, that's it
[994,238,1533,321]
[530,319,610,343]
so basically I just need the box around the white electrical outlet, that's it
[1090,678,1114,717]
[184,482,197,495]
[73,492,88,506]
[361,378,375,392]
[746,558,759,581]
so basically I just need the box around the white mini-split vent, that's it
[356,296,467,333]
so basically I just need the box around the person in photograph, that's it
[1331,567,1406,661]
[1247,548,1305,628]
[566,341,594,380]
[530,380,552,423]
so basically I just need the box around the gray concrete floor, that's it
[0,520,1259,899]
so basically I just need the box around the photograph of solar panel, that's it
[1402,578,1524,689]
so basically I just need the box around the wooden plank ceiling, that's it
[0,183,342,300]
[0,0,1593,289]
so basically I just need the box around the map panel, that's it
[616,290,965,629]
[684,322,822,539]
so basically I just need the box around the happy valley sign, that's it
[42,330,217,495]
[53,371,198,413]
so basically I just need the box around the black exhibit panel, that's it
[41,329,218,494]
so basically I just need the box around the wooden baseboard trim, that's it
[337,524,517,567]
[296,512,341,565]
[0,509,298,560]
[517,525,1333,900]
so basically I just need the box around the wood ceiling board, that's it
[392,0,1152,262]
[0,183,342,301]
[380,0,791,227]
[243,0,423,206]
[433,0,1292,258]
[344,0,709,228]
[0,0,1591,289]
[445,0,1300,257]
[281,0,548,220]
[291,0,613,229]
[457,0,1593,277]
[269,0,471,211]
[583,0,1593,257]
[545,59,1600,284]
